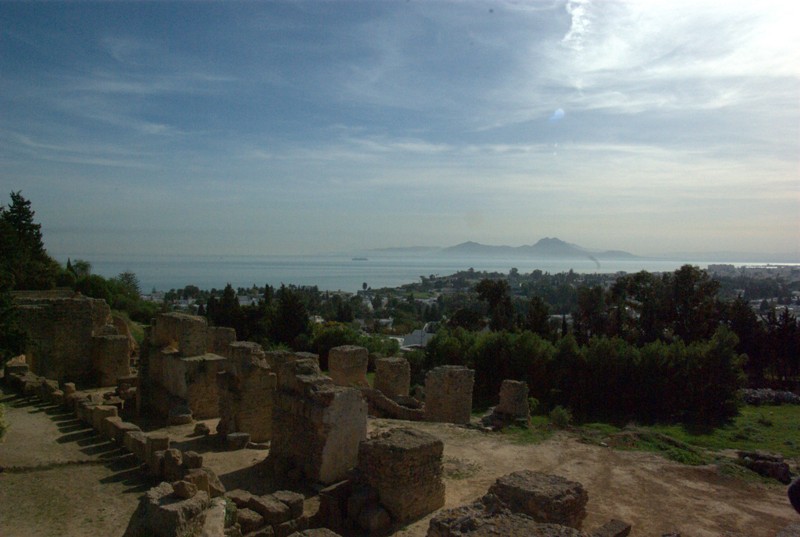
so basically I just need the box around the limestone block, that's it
[357,427,445,523]
[273,490,304,519]
[226,489,253,508]
[328,345,369,388]
[164,448,185,482]
[62,382,76,395]
[183,450,203,469]
[200,497,228,537]
[424,366,474,425]
[247,495,291,526]
[50,389,64,405]
[185,467,226,498]
[496,380,530,419]
[91,405,118,432]
[374,357,410,399]
[427,496,587,537]
[125,430,147,461]
[143,483,210,537]
[227,432,251,450]
[238,507,266,534]
[172,480,198,499]
[146,433,171,469]
[115,422,142,445]
[206,326,237,355]
[488,470,588,528]
[178,316,209,357]
[101,415,123,441]
[91,334,131,387]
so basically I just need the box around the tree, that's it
[0,192,59,289]
[115,271,141,299]
[475,279,515,331]
[0,271,26,365]
[525,296,552,339]
[271,285,310,346]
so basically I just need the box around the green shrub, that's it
[549,405,572,429]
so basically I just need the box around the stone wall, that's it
[268,358,367,484]
[374,357,410,399]
[91,334,132,387]
[328,345,369,388]
[206,326,236,355]
[357,428,445,524]
[13,291,115,386]
[424,366,475,425]
[217,342,276,443]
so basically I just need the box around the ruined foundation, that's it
[268,358,367,484]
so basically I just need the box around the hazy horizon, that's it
[2,1,798,259]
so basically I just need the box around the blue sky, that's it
[2,1,798,258]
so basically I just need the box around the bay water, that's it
[62,253,742,293]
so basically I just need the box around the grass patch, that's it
[502,416,553,445]
[574,404,800,469]
[648,404,800,459]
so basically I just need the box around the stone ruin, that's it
[328,345,370,388]
[267,357,368,485]
[317,427,446,535]
[216,342,276,443]
[481,379,531,430]
[373,356,410,399]
[12,290,132,387]
[424,365,475,425]
[428,470,630,537]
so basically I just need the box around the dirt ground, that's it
[0,389,796,537]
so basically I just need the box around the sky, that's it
[1,0,798,259]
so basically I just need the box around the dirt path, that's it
[0,389,796,537]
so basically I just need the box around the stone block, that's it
[496,380,530,419]
[273,490,304,519]
[183,450,203,469]
[164,448,185,482]
[140,483,210,537]
[287,530,342,537]
[247,494,291,526]
[172,480,198,499]
[357,427,445,524]
[238,507,266,534]
[91,405,118,432]
[358,504,391,535]
[328,345,369,388]
[226,489,253,508]
[62,382,76,395]
[91,334,131,387]
[207,326,236,355]
[374,357,410,399]
[488,470,588,528]
[125,430,147,461]
[424,366,474,425]
[146,433,171,470]
[101,415,123,441]
[227,432,251,450]
[114,422,141,444]
[185,467,226,498]
[317,480,352,532]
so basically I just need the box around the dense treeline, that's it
[425,326,744,425]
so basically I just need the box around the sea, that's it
[59,253,779,294]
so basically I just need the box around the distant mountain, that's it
[440,238,639,259]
